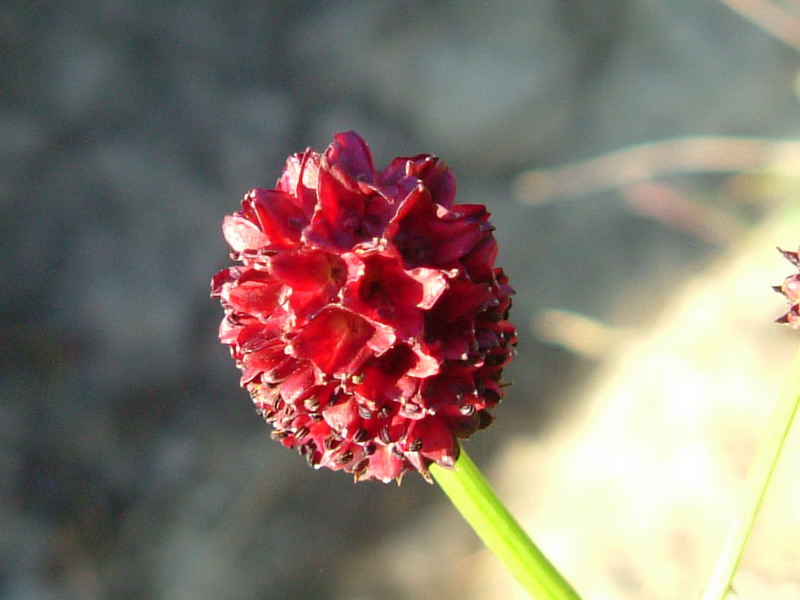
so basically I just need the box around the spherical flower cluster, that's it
[775,247,800,328]
[212,132,516,482]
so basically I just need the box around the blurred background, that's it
[4,1,800,599]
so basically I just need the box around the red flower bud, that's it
[212,132,516,482]
[775,247,800,328]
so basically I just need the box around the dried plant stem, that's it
[701,343,800,600]
[431,449,582,600]
[513,136,800,205]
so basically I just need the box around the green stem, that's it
[701,343,800,600]
[430,448,582,600]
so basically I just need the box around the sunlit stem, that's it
[701,343,800,600]
[431,448,582,600]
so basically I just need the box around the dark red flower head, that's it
[775,247,800,328]
[212,132,516,482]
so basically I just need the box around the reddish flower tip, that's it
[212,131,516,482]
[775,247,800,329]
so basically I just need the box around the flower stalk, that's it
[431,448,582,600]
[701,343,800,600]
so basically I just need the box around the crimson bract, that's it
[212,132,516,482]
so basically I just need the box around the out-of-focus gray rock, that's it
[292,1,584,173]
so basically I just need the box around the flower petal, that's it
[269,250,345,293]
[387,185,483,266]
[222,215,270,253]
[407,417,459,466]
[305,161,369,251]
[322,398,362,438]
[410,155,456,208]
[326,131,375,183]
[352,344,419,408]
[290,307,376,376]
[342,252,425,340]
[226,272,284,319]
[276,150,319,218]
[367,445,405,483]
[247,188,307,249]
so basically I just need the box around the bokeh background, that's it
[4,1,800,599]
